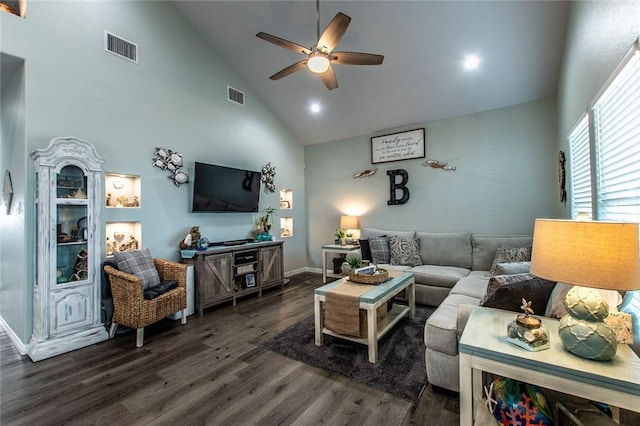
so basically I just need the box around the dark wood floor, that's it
[1,272,459,425]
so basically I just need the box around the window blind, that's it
[593,47,640,222]
[568,115,592,219]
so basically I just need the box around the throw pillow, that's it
[389,236,423,267]
[480,274,556,315]
[489,245,532,276]
[481,273,534,305]
[113,248,161,290]
[494,261,531,276]
[369,236,390,264]
[359,239,372,261]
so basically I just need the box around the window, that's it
[568,115,592,219]
[568,38,640,223]
[592,45,640,222]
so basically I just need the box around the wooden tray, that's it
[348,269,389,284]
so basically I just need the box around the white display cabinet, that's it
[29,137,109,361]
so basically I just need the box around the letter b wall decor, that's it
[387,169,410,205]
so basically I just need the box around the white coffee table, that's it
[314,272,415,363]
[459,307,640,425]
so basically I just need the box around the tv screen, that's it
[192,162,261,213]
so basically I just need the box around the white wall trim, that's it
[0,315,28,356]
[285,266,318,277]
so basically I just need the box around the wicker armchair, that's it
[104,258,188,347]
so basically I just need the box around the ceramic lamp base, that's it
[558,314,617,361]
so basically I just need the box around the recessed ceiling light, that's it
[464,54,480,70]
[310,103,321,113]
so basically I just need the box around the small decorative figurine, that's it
[506,298,550,351]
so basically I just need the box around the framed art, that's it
[245,273,256,288]
[279,200,290,209]
[371,128,425,164]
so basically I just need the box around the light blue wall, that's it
[304,98,562,268]
[0,1,306,345]
[1,53,29,344]
[557,0,640,218]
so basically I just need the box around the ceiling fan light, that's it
[308,53,330,73]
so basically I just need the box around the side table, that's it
[458,307,640,426]
[320,244,360,283]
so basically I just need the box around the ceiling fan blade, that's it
[317,12,351,53]
[269,60,308,80]
[256,32,311,55]
[319,66,338,90]
[331,52,384,65]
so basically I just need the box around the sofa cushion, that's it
[425,293,479,355]
[489,246,532,276]
[389,236,423,266]
[369,236,390,264]
[450,272,491,299]
[143,280,178,300]
[471,235,533,271]
[360,227,416,240]
[416,232,472,268]
[113,248,161,290]
[410,265,470,289]
[494,261,531,276]
[481,273,534,305]
[480,274,556,315]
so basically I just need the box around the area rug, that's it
[258,306,434,403]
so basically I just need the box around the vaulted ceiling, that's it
[174,1,570,145]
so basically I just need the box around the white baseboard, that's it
[0,315,29,356]
[285,266,320,276]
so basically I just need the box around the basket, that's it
[348,269,389,284]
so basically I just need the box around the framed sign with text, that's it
[371,128,425,164]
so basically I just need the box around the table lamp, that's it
[340,215,360,244]
[530,219,639,361]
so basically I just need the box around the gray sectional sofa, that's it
[359,227,533,392]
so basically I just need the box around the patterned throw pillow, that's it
[389,236,423,267]
[369,236,390,264]
[489,246,532,276]
[113,248,161,290]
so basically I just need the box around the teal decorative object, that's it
[196,237,209,250]
[558,313,617,361]
[491,377,553,426]
[256,233,273,242]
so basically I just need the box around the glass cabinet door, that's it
[55,165,89,285]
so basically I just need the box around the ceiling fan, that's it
[256,0,384,90]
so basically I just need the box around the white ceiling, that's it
[174,1,570,145]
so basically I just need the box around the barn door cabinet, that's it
[29,137,108,361]
[182,241,284,316]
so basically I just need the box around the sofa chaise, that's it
[358,227,534,392]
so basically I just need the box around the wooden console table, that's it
[181,240,284,316]
[459,307,640,425]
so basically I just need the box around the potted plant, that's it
[256,207,277,241]
[335,228,346,245]
[341,252,363,274]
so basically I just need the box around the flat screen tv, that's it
[192,162,261,213]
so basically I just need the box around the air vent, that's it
[104,31,138,63]
[228,86,245,106]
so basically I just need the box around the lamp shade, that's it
[530,219,640,291]
[340,215,359,230]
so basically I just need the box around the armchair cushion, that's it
[143,280,178,300]
[113,248,161,290]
